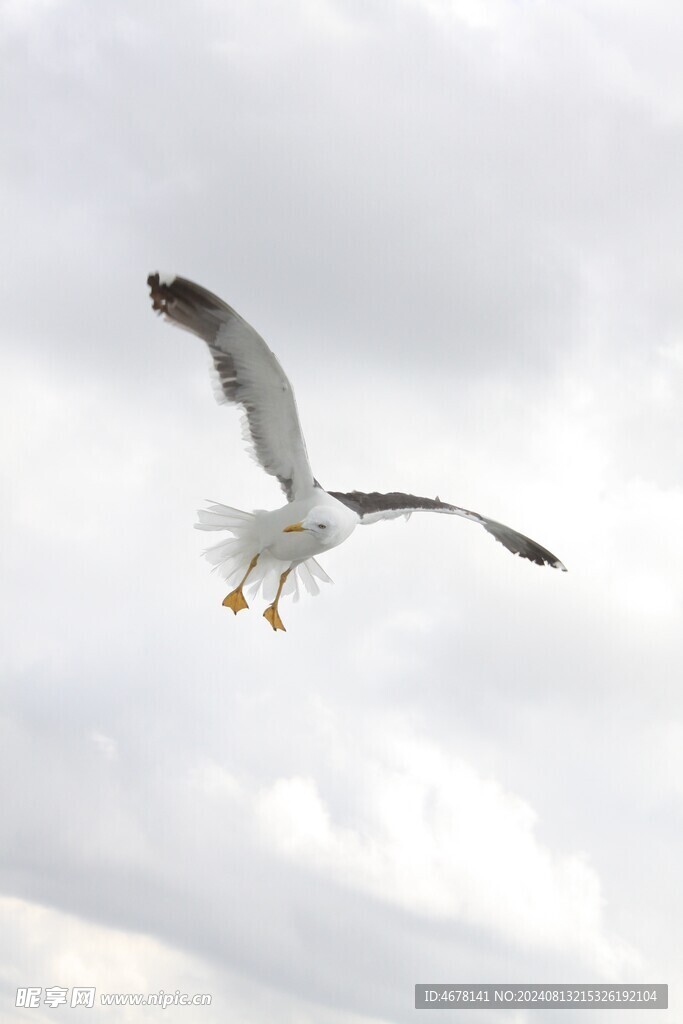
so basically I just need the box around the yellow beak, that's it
[283,521,305,533]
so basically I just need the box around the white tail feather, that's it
[307,558,333,584]
[298,561,319,597]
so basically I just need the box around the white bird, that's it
[148,273,566,631]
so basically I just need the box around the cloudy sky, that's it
[2,0,682,1020]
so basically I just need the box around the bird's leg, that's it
[263,567,292,632]
[222,555,259,614]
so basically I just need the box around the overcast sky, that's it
[2,0,682,1021]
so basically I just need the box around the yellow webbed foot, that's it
[263,605,286,632]
[222,588,249,614]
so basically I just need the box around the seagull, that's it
[148,273,566,631]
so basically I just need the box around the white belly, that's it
[266,529,331,561]
[255,494,358,563]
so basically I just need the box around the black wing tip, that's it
[147,272,230,322]
[518,547,567,571]
[536,550,567,572]
[147,271,180,313]
[528,552,567,571]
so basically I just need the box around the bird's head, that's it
[283,507,343,545]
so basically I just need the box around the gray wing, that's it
[328,490,567,570]
[148,273,315,502]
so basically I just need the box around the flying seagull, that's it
[148,273,566,631]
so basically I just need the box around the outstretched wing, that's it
[148,273,315,501]
[328,490,567,570]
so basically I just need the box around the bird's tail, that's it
[194,502,332,602]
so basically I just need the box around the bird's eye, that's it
[318,523,327,529]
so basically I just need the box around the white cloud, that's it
[0,896,388,1024]
[90,731,118,761]
[0,895,212,1023]
[248,729,638,977]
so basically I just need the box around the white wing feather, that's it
[148,273,315,501]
